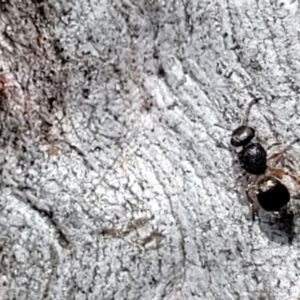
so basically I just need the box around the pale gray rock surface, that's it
[1,0,300,299]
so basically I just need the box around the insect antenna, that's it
[242,97,261,126]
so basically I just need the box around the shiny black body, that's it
[256,177,290,211]
[231,124,290,212]
[230,98,300,213]
[238,143,267,175]
[230,126,255,147]
[231,125,267,176]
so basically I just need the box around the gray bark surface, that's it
[1,0,300,299]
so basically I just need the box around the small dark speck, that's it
[277,279,281,287]
[82,88,90,99]
[158,65,166,77]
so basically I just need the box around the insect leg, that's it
[267,152,284,162]
[267,139,299,162]
[245,178,259,220]
[268,166,300,185]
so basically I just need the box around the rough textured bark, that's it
[1,0,300,299]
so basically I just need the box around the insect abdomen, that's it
[256,177,290,211]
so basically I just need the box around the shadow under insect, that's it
[258,209,295,244]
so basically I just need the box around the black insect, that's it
[230,99,299,215]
